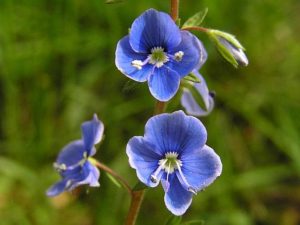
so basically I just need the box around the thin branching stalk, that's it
[182,26,209,32]
[95,161,132,195]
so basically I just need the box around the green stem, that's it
[94,161,132,195]
[124,1,179,224]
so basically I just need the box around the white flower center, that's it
[150,151,197,194]
[131,47,185,70]
[158,152,182,174]
[148,47,169,68]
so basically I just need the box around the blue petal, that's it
[115,35,154,82]
[144,111,207,155]
[126,136,162,187]
[164,174,193,216]
[59,161,100,191]
[46,179,68,197]
[129,9,181,53]
[195,37,207,70]
[148,67,180,102]
[166,31,201,77]
[70,161,100,189]
[180,145,222,191]
[81,114,104,156]
[56,140,85,168]
[181,72,214,117]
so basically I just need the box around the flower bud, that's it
[208,29,248,67]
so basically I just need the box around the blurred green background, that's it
[0,0,299,224]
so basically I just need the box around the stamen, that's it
[174,51,184,62]
[83,152,87,159]
[131,60,143,70]
[166,161,171,183]
[176,161,197,195]
[150,159,167,183]
[53,162,67,171]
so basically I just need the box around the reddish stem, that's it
[181,26,209,32]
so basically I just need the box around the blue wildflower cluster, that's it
[48,5,248,221]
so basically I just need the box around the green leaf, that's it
[181,80,207,110]
[165,215,182,225]
[106,173,121,188]
[132,181,149,191]
[182,8,208,28]
[184,72,201,83]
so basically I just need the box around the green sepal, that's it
[181,80,207,110]
[132,181,149,191]
[106,173,122,188]
[182,8,208,28]
[165,215,182,225]
[209,29,245,50]
[184,72,201,83]
[207,31,239,68]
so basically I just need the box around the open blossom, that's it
[46,114,104,197]
[126,111,222,215]
[115,9,202,101]
[181,38,215,116]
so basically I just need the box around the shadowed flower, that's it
[181,70,215,117]
[181,39,214,116]
[115,9,202,101]
[126,111,222,215]
[46,114,104,197]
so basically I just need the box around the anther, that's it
[131,60,143,70]
[150,175,158,183]
[174,51,184,62]
[150,159,167,183]
[54,162,66,171]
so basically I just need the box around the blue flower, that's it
[115,9,202,101]
[126,111,222,215]
[46,114,104,197]
[181,38,215,117]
